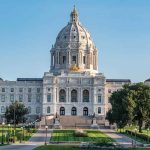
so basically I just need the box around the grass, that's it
[0,126,36,143]
[34,145,150,150]
[116,126,150,144]
[50,129,114,143]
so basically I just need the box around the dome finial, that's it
[70,5,78,23]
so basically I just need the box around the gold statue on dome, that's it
[70,64,80,71]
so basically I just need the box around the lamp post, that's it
[13,103,16,143]
[44,125,48,145]
[23,126,24,141]
[20,127,23,143]
[134,128,137,147]
[1,122,5,144]
[7,124,10,144]
[147,128,149,143]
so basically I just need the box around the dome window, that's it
[63,56,66,64]
[82,36,85,39]
[64,36,67,39]
[74,36,76,39]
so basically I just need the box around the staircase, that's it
[59,116,92,128]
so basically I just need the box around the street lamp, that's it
[23,126,24,141]
[45,125,48,145]
[147,128,149,143]
[13,103,16,143]
[134,128,137,147]
[1,122,5,144]
[7,124,10,144]
[20,127,23,143]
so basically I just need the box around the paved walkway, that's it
[0,129,53,150]
[100,129,142,148]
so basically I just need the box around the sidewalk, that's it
[0,128,53,150]
[100,129,142,148]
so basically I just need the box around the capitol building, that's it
[0,7,140,127]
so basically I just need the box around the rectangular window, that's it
[72,56,76,64]
[37,88,40,93]
[63,56,66,64]
[1,95,5,102]
[2,88,5,92]
[98,107,101,114]
[28,94,31,102]
[36,107,40,114]
[28,88,32,93]
[10,94,14,102]
[1,106,5,113]
[83,56,86,64]
[36,94,40,102]
[47,94,51,102]
[98,95,101,103]
[108,89,111,93]
[19,88,23,93]
[11,88,14,92]
[19,94,23,102]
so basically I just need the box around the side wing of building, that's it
[0,78,43,121]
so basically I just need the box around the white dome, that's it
[50,6,98,74]
[54,7,95,50]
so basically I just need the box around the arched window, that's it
[60,107,65,116]
[59,89,66,102]
[28,106,31,114]
[71,89,77,102]
[83,107,88,116]
[71,107,77,116]
[47,106,50,113]
[83,89,89,102]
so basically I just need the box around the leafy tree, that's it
[106,83,150,133]
[106,85,135,129]
[128,83,150,132]
[5,101,28,124]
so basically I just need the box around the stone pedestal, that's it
[53,118,62,129]
[91,118,99,129]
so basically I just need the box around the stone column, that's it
[87,53,90,69]
[95,51,98,70]
[68,88,70,103]
[78,87,80,103]
[80,87,83,103]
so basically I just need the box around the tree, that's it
[5,101,28,124]
[128,83,150,132]
[106,85,135,129]
[106,83,150,133]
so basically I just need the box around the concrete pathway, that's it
[100,129,142,148]
[0,129,53,150]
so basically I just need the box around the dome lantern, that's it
[70,5,78,23]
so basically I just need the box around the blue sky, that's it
[0,0,150,82]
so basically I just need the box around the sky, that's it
[0,0,150,82]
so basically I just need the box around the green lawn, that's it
[34,145,150,150]
[116,126,150,144]
[0,126,36,143]
[50,129,114,143]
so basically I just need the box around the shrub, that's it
[74,129,88,137]
[126,130,149,142]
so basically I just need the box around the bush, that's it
[8,136,17,143]
[74,129,88,137]
[126,130,149,142]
